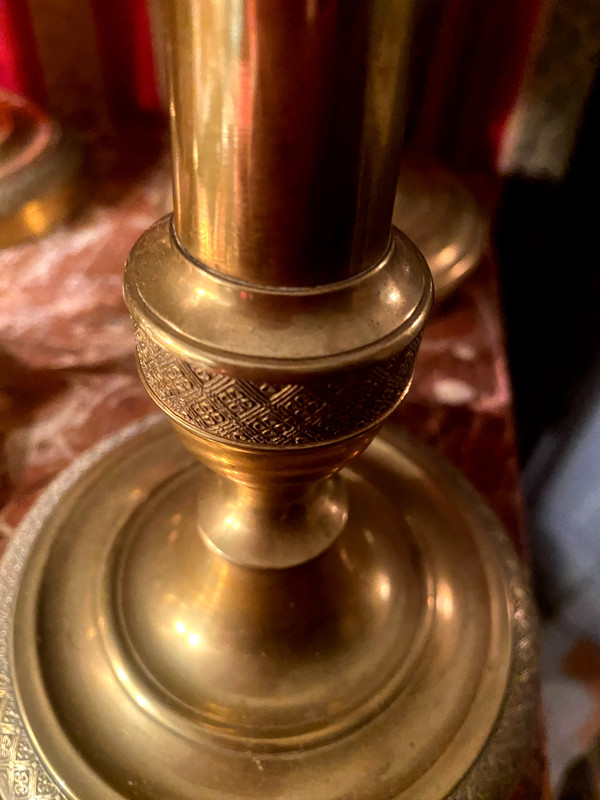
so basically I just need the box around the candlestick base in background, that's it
[0,91,82,248]
[394,158,487,301]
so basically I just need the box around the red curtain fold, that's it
[89,0,160,121]
[0,0,45,101]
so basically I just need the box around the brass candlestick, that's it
[0,2,538,800]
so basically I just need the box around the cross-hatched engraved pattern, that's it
[134,326,421,446]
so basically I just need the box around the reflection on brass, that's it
[0,92,82,247]
[0,2,538,800]
[394,158,487,301]
[0,418,538,800]
[164,0,413,286]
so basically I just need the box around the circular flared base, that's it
[0,418,537,800]
[394,160,487,301]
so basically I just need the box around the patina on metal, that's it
[0,2,538,800]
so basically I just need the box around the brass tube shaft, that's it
[163,0,413,287]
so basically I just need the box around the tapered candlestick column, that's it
[163,0,414,287]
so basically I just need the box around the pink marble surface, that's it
[399,252,527,548]
[0,364,152,536]
[0,137,170,370]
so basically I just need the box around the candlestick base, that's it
[0,91,82,248]
[0,417,537,800]
[394,159,487,301]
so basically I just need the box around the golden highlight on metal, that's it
[164,0,413,286]
[0,2,539,800]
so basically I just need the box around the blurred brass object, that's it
[0,92,81,247]
[394,159,487,301]
[0,1,538,799]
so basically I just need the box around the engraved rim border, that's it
[0,417,539,800]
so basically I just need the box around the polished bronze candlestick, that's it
[0,2,538,799]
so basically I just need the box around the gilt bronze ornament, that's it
[0,1,538,799]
